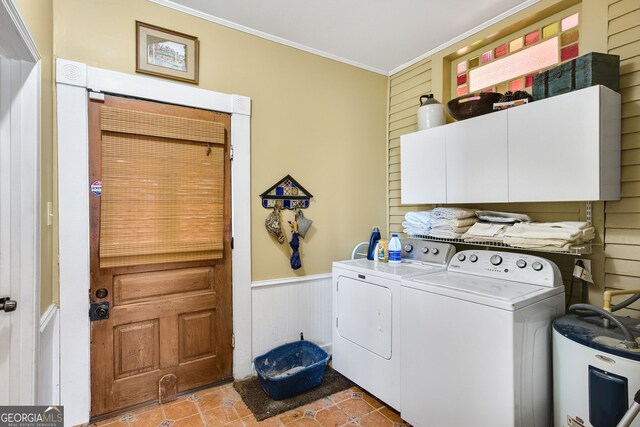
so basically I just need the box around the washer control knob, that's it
[490,255,503,266]
[421,247,429,254]
[404,244,414,253]
[431,248,440,255]
[457,254,466,262]
[469,254,478,263]
[532,261,543,271]
[516,259,527,269]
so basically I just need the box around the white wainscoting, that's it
[251,273,332,361]
[37,304,60,405]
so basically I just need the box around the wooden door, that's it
[88,95,232,417]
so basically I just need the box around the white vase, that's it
[417,94,445,131]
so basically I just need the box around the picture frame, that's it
[136,21,199,84]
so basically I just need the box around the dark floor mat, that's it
[233,366,354,421]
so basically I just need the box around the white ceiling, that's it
[151,0,538,75]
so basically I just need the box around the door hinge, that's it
[232,333,235,349]
[89,91,105,102]
[231,237,234,250]
[230,145,234,161]
[336,282,339,292]
[335,317,338,328]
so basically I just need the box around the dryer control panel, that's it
[447,250,562,287]
[400,238,456,266]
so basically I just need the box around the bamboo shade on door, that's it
[99,106,225,268]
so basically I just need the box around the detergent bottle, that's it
[388,234,402,264]
[366,226,381,260]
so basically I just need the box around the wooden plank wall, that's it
[388,60,436,233]
[604,0,640,316]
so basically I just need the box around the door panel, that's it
[113,267,214,304]
[89,95,232,417]
[113,320,160,379]
[179,310,217,363]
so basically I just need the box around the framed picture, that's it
[136,21,199,84]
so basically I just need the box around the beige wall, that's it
[389,0,640,315]
[14,0,56,314]
[44,0,388,283]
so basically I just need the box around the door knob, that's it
[0,297,17,313]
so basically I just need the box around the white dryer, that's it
[400,250,565,427]
[332,238,455,410]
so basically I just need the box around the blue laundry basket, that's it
[254,340,330,400]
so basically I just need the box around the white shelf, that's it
[407,234,591,256]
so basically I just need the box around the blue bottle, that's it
[367,226,381,260]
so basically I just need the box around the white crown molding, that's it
[2,0,40,62]
[389,0,541,76]
[148,0,388,75]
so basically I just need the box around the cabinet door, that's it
[508,87,601,201]
[445,110,508,203]
[400,127,446,204]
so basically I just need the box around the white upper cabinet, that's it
[400,126,446,204]
[400,86,621,204]
[446,110,508,203]
[508,85,621,202]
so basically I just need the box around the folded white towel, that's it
[532,221,590,230]
[504,234,594,248]
[504,237,573,248]
[462,223,506,237]
[405,211,432,227]
[475,210,532,223]
[503,222,593,241]
[429,229,467,239]
[463,234,506,243]
[506,241,574,252]
[430,225,473,233]
[430,217,478,228]
[431,207,477,220]
[402,221,429,231]
[429,224,474,239]
[403,221,430,236]
[404,229,430,237]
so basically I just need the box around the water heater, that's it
[553,314,640,427]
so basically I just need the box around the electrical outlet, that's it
[573,258,593,283]
[577,258,591,271]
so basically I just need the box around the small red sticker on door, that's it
[91,180,102,196]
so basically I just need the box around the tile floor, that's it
[89,383,409,427]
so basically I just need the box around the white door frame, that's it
[56,58,252,426]
[0,0,41,406]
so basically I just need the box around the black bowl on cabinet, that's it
[447,92,503,121]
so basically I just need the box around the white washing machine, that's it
[332,238,455,410]
[401,250,565,427]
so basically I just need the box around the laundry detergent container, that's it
[254,340,330,400]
